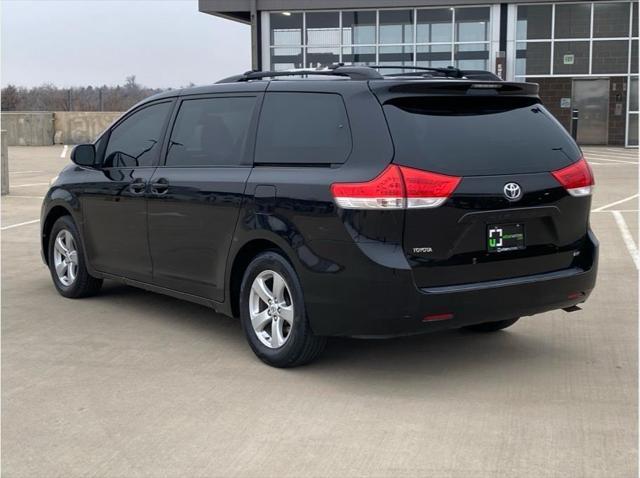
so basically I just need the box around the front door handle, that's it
[150,178,169,195]
[129,179,146,195]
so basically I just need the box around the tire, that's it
[48,215,103,298]
[464,318,520,332]
[239,251,326,368]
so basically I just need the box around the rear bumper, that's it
[302,231,598,337]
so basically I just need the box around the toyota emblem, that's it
[504,182,522,201]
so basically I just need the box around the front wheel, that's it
[463,318,520,332]
[48,215,102,298]
[239,251,326,368]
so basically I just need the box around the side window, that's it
[255,92,352,164]
[103,102,172,168]
[166,96,257,167]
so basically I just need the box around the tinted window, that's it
[255,93,351,164]
[166,97,256,167]
[553,41,589,75]
[342,10,376,45]
[516,5,552,40]
[103,102,172,167]
[554,3,591,39]
[417,8,452,43]
[383,96,580,176]
[593,2,630,38]
[592,41,629,74]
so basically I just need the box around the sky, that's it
[1,0,252,88]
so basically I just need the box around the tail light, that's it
[401,165,461,209]
[331,165,461,210]
[551,157,594,197]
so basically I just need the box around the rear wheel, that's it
[464,318,519,332]
[239,251,326,368]
[48,216,102,298]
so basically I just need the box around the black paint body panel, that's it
[41,78,598,337]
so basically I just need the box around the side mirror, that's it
[70,144,96,167]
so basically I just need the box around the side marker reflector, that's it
[423,313,454,322]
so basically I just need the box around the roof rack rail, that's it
[368,64,465,78]
[215,65,503,84]
[216,66,383,83]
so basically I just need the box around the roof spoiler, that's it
[370,80,540,103]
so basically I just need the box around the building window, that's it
[305,12,340,46]
[516,5,552,40]
[516,42,551,75]
[379,9,414,44]
[593,2,630,38]
[515,2,638,78]
[454,7,490,70]
[554,3,591,39]
[266,7,495,72]
[553,41,589,75]
[514,2,638,146]
[630,76,639,146]
[592,40,630,74]
[417,8,452,44]
[455,43,490,70]
[342,46,375,65]
[455,7,490,42]
[341,10,376,45]
[417,44,452,69]
[270,12,303,70]
[379,46,414,71]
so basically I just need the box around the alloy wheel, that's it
[53,229,78,287]
[249,270,294,349]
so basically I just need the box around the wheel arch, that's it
[41,204,75,265]
[227,238,293,318]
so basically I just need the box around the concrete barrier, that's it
[1,130,8,195]
[1,112,55,146]
[1,111,124,146]
[53,111,122,145]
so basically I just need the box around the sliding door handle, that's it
[150,178,169,195]
[128,179,146,195]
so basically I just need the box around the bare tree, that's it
[1,76,165,112]
[1,85,19,110]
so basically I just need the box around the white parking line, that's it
[10,183,50,188]
[612,211,640,271]
[60,145,68,159]
[586,147,638,155]
[583,155,638,165]
[585,153,638,163]
[10,170,44,175]
[592,209,639,213]
[1,219,40,231]
[7,195,44,199]
[593,193,639,212]
[601,148,639,156]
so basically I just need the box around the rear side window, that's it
[166,97,257,167]
[383,96,581,176]
[104,102,172,168]
[255,92,352,164]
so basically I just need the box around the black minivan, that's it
[41,66,598,367]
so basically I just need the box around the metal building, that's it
[199,0,639,146]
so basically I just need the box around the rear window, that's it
[255,92,352,164]
[383,96,581,176]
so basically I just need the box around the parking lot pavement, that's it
[2,145,638,478]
